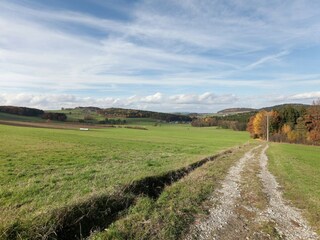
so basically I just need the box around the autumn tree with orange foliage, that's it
[305,99,320,143]
[247,100,320,145]
[247,116,256,138]
[247,110,270,139]
[253,111,268,139]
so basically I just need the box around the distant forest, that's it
[190,104,317,140]
[191,112,254,131]
[247,101,320,145]
[98,108,192,122]
[0,106,67,121]
[0,106,44,116]
[0,106,193,123]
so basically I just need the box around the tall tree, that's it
[253,111,267,139]
[247,116,256,138]
[305,99,320,143]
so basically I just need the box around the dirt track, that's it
[186,144,319,240]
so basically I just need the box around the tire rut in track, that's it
[186,144,319,240]
[258,145,318,240]
[186,145,262,239]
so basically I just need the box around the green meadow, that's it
[0,123,249,236]
[0,112,45,122]
[267,143,320,234]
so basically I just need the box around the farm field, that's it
[0,123,249,238]
[267,143,320,234]
[50,108,106,122]
[0,112,45,122]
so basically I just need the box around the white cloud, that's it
[0,92,237,111]
[1,91,319,112]
[169,92,237,105]
[289,92,320,100]
[140,92,164,103]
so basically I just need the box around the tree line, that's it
[41,112,67,121]
[247,100,320,144]
[0,106,44,116]
[0,106,67,121]
[98,108,192,122]
[191,112,253,131]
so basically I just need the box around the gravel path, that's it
[186,145,261,240]
[258,145,318,240]
[186,144,319,240]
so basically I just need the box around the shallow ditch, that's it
[5,146,243,240]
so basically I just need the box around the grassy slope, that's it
[0,124,249,233]
[267,143,320,234]
[0,112,44,122]
[52,109,105,122]
[53,109,159,125]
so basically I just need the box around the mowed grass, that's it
[0,124,249,234]
[267,143,320,234]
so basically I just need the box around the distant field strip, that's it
[0,124,249,239]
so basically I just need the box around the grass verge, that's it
[267,143,320,234]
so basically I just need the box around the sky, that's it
[1,0,320,112]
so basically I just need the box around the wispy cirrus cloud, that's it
[244,51,290,70]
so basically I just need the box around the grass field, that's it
[267,143,320,234]
[0,109,166,126]
[0,123,249,238]
[51,109,105,122]
[0,112,45,122]
[51,109,162,125]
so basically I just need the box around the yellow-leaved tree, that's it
[252,111,267,139]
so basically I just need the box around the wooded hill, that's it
[98,108,192,122]
[0,106,67,121]
[0,106,193,123]
[191,103,313,132]
[217,107,256,114]
[0,106,44,116]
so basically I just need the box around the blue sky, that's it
[1,0,320,112]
